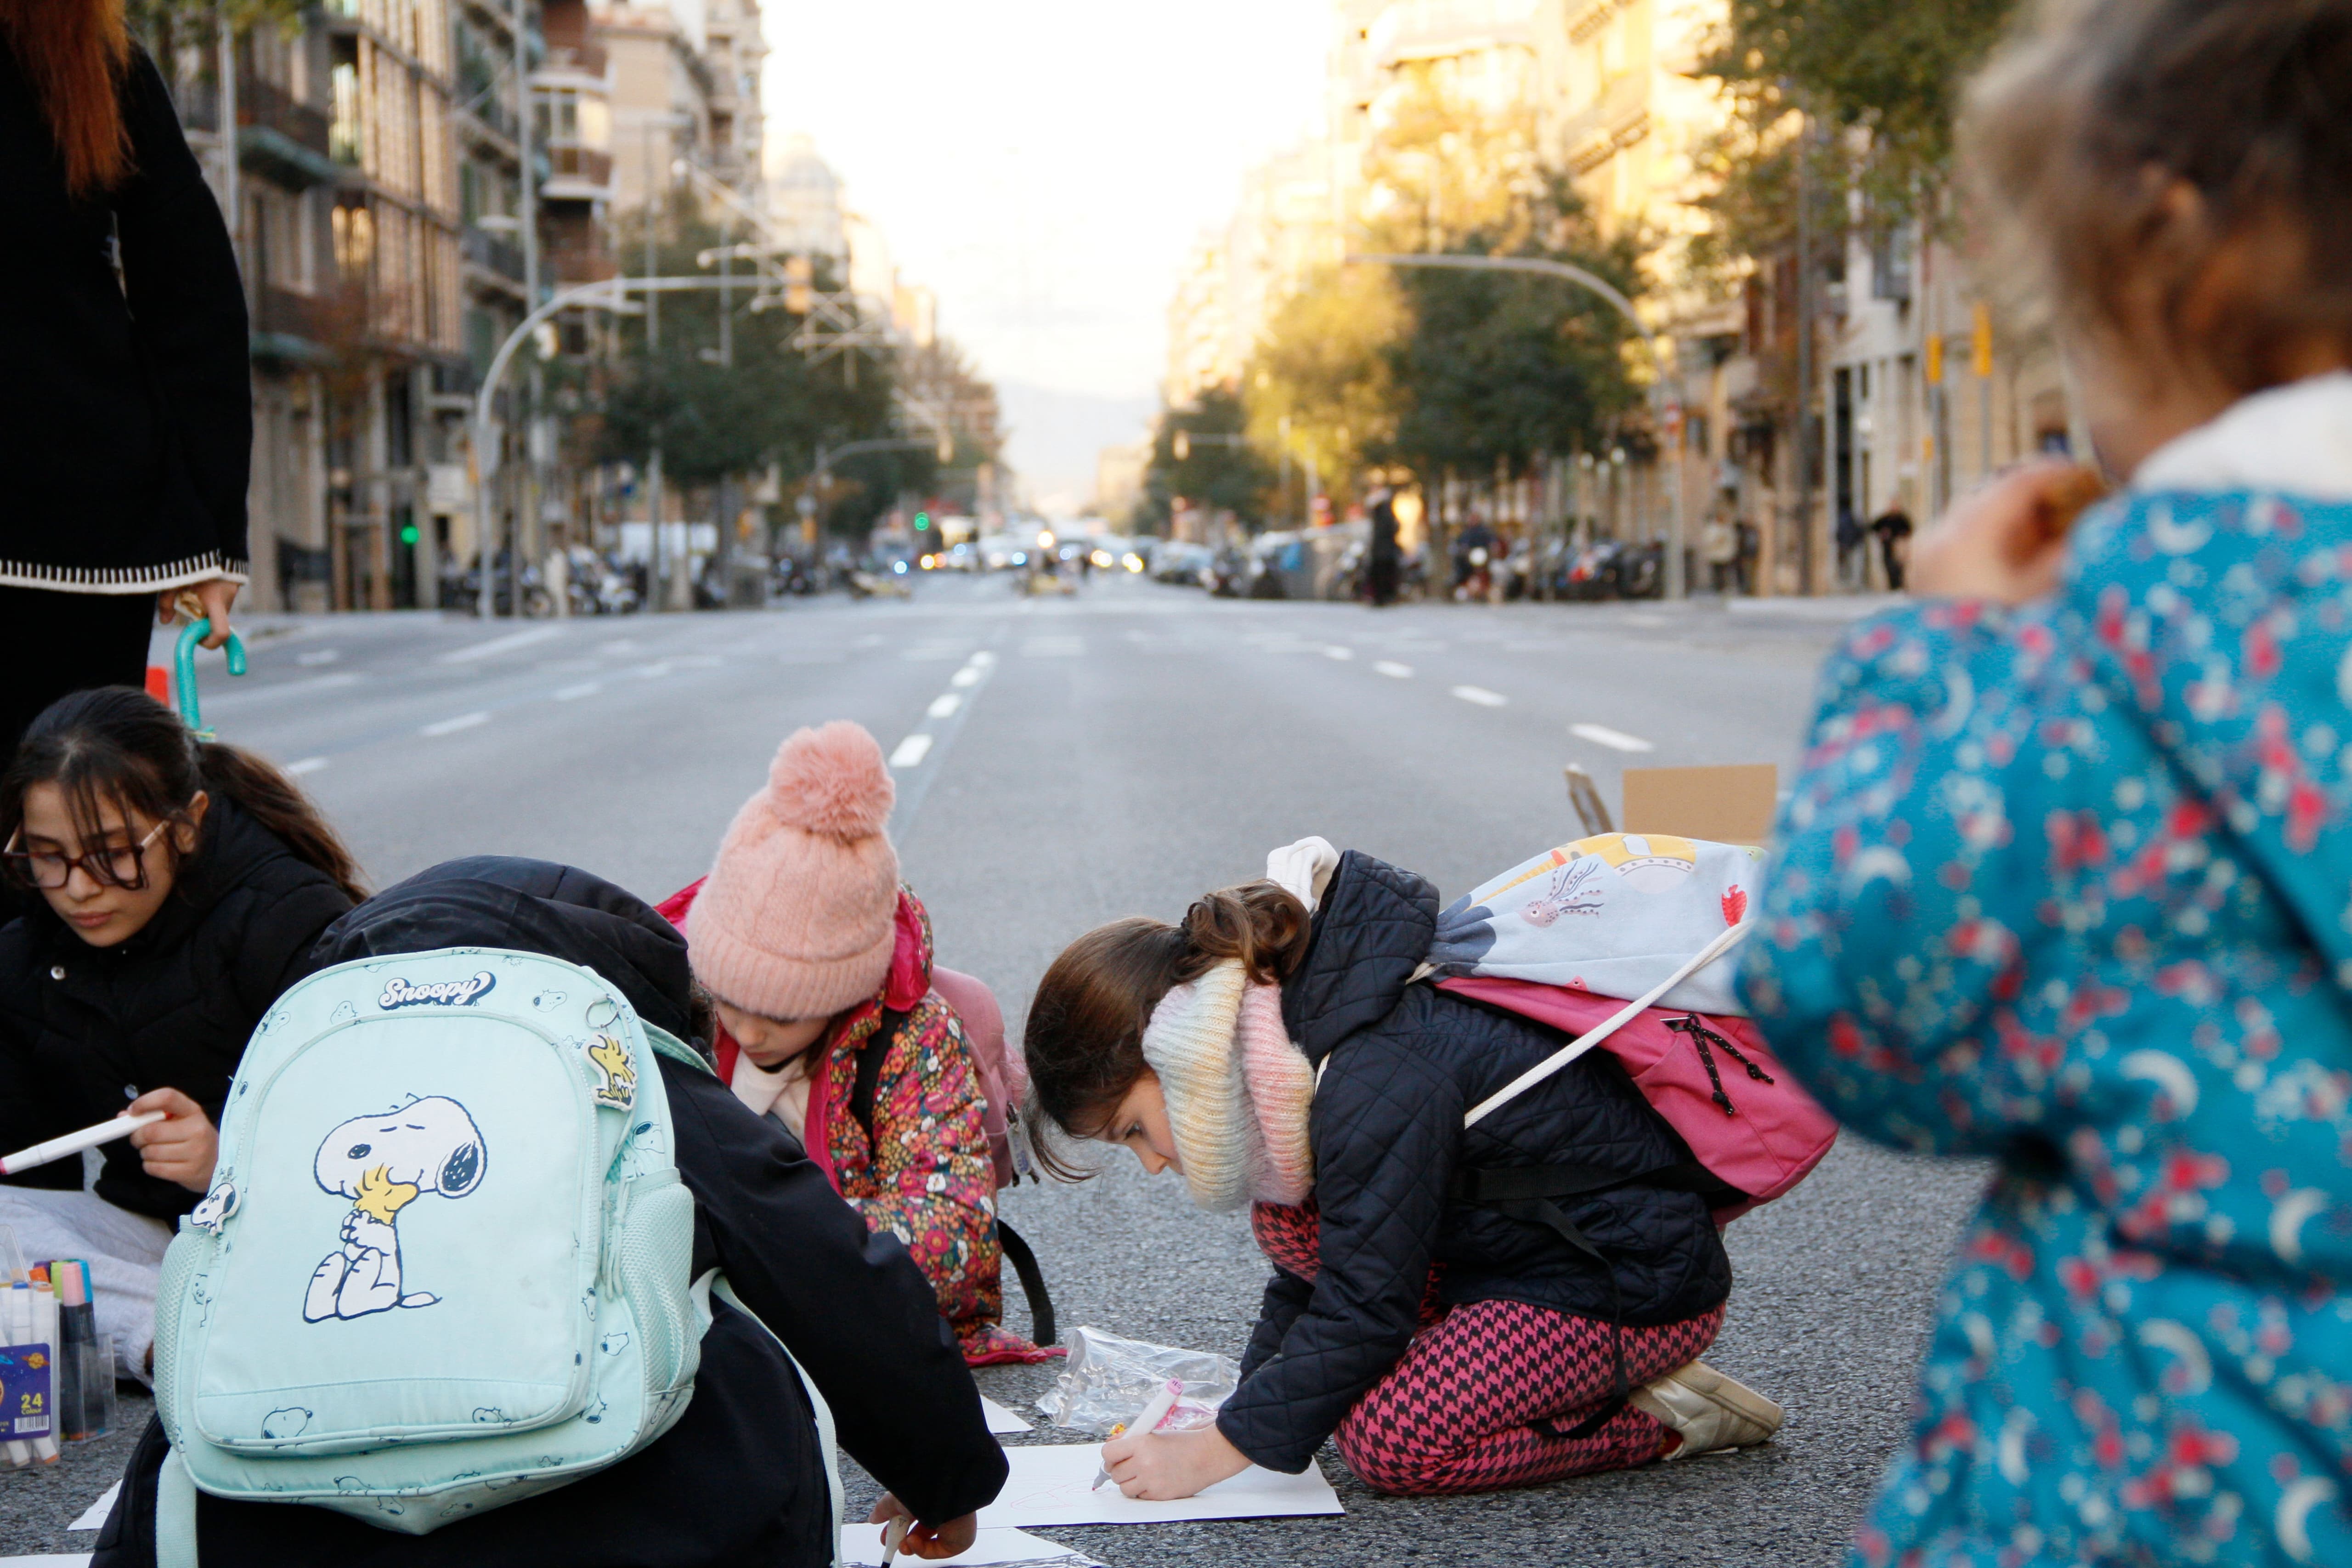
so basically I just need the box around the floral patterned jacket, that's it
[661,880,1049,1365]
[1741,490,2352,1567]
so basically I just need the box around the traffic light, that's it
[914,512,930,532]
[399,523,420,545]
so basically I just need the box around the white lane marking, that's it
[209,672,360,711]
[554,682,601,701]
[421,711,491,737]
[1451,685,1508,708]
[637,661,674,678]
[950,665,983,688]
[1374,661,1414,679]
[1323,645,1354,660]
[968,650,999,668]
[285,757,329,776]
[1571,722,1656,753]
[438,626,562,663]
[294,649,340,667]
[888,734,934,768]
[927,693,963,719]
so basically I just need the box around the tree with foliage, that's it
[1135,388,1273,535]
[593,205,916,537]
[1245,264,1405,516]
[1357,77,1642,488]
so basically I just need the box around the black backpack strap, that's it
[1450,1160,1730,1206]
[848,1008,907,1139]
[1447,1159,1730,1438]
[996,1218,1056,1346]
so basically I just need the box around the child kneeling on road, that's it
[660,720,1052,1365]
[1023,847,1781,1500]
[1742,3,2352,1562]
[93,856,1005,1566]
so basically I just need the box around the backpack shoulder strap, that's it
[1461,922,1752,1129]
[848,1009,909,1138]
[645,1024,718,1077]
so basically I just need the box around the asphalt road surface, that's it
[6,573,1984,1566]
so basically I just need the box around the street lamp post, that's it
[1346,252,1689,599]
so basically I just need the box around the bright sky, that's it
[758,0,1333,404]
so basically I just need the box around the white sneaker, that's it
[1628,1359,1784,1459]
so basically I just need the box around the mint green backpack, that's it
[150,946,844,1558]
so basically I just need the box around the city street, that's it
[16,576,1977,1564]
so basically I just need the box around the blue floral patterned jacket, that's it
[1741,489,2352,1567]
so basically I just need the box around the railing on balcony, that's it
[541,144,613,197]
[462,226,526,286]
[171,73,339,186]
[240,77,330,157]
[544,233,616,285]
[537,42,609,79]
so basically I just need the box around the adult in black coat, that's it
[0,689,362,1378]
[1024,849,1776,1500]
[0,6,249,760]
[92,856,1007,1568]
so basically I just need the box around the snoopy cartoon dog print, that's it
[305,1096,486,1322]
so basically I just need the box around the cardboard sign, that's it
[1622,764,1778,846]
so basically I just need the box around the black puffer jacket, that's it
[0,798,352,1218]
[1217,851,1731,1474]
[91,858,1006,1568]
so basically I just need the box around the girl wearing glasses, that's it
[0,688,362,1379]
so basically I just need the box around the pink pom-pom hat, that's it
[686,720,900,1020]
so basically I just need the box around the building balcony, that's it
[462,225,527,287]
[540,143,613,202]
[251,285,337,365]
[533,41,609,83]
[544,231,616,285]
[173,75,341,188]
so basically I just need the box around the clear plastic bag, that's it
[1033,1325,1239,1436]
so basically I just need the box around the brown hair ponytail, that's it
[1,687,368,903]
[1022,880,1310,1179]
[0,0,132,200]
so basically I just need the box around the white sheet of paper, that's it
[976,1442,1343,1529]
[981,1394,1032,1435]
[68,1484,117,1531]
[839,1524,1099,1566]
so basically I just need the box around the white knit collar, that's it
[2132,371,2352,500]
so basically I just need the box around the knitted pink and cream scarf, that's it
[1139,959,1316,1211]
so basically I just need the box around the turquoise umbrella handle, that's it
[172,620,248,738]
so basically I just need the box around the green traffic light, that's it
[914,512,930,531]
[399,525,420,545]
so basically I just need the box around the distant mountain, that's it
[995,381,1156,518]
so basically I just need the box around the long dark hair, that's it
[2,687,367,902]
[1021,880,1309,1180]
[0,0,132,199]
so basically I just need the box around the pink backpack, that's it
[1436,974,1836,1222]
[930,966,1029,1190]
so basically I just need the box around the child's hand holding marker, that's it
[1094,1378,1254,1501]
[863,1496,977,1562]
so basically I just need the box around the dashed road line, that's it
[554,682,601,701]
[1374,661,1413,679]
[1571,722,1655,753]
[1451,685,1508,708]
[438,626,562,663]
[1323,645,1354,660]
[421,711,490,737]
[888,733,935,768]
[286,757,328,776]
[927,693,963,719]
